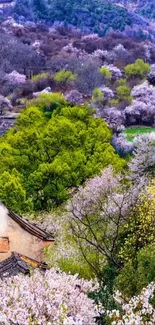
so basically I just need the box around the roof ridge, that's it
[8,209,54,241]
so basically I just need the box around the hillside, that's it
[2,0,152,39]
[110,0,155,20]
[0,1,155,324]
[0,0,153,39]
[110,0,155,12]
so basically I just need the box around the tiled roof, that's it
[8,209,54,241]
[0,252,49,278]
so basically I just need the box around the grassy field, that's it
[123,126,155,141]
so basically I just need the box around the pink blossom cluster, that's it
[112,44,129,61]
[81,33,99,41]
[61,44,81,55]
[108,282,155,325]
[129,133,155,179]
[131,81,155,105]
[6,70,26,86]
[65,89,84,105]
[0,269,99,325]
[98,86,114,99]
[69,167,121,219]
[91,49,111,61]
[69,167,144,220]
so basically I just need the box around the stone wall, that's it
[0,216,45,262]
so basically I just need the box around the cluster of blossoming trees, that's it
[42,139,155,324]
[0,268,154,324]
[1,21,155,324]
[0,269,98,325]
[0,252,154,324]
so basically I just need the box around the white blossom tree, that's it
[0,269,99,325]
[108,282,155,325]
[129,133,155,180]
[68,167,144,275]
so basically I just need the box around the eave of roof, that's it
[8,209,54,241]
[0,252,49,278]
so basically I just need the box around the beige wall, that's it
[0,217,44,262]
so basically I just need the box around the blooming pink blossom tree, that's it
[0,269,99,325]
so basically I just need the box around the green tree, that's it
[28,93,67,118]
[0,99,124,212]
[32,0,47,18]
[0,169,33,213]
[99,67,111,80]
[116,85,132,101]
[115,244,155,298]
[125,59,150,79]
[54,70,77,88]
[92,88,104,105]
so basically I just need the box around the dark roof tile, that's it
[0,252,49,278]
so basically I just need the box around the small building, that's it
[0,205,54,263]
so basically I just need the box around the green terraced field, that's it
[123,126,155,141]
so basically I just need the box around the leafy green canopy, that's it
[125,59,150,79]
[14,0,132,35]
[0,94,124,213]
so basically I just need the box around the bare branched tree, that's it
[68,167,145,276]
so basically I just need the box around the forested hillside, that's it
[9,0,155,38]
[13,0,133,35]
[0,1,155,324]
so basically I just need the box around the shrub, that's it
[99,66,111,79]
[117,78,127,86]
[54,70,77,86]
[137,244,155,291]
[116,85,132,101]
[28,92,67,117]
[31,72,50,81]
[115,244,155,298]
[125,59,150,79]
[92,88,104,103]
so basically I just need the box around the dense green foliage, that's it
[99,67,112,79]
[54,70,77,86]
[115,244,155,297]
[116,85,132,101]
[125,59,150,79]
[92,88,104,104]
[14,0,133,35]
[0,93,124,212]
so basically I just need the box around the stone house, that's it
[0,205,54,263]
